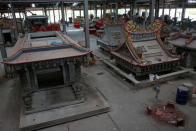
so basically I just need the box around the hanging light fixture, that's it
[32,3,35,8]
[72,2,78,7]
[8,4,11,8]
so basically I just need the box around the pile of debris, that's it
[146,102,185,127]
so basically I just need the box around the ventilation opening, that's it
[3,33,12,43]
[37,68,64,89]
[31,35,57,39]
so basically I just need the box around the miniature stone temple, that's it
[3,31,90,113]
[111,21,180,76]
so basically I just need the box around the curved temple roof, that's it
[111,20,180,66]
[169,32,196,50]
[3,31,90,65]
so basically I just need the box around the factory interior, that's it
[0,0,196,131]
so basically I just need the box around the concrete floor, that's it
[0,25,196,131]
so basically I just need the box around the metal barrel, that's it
[176,86,189,105]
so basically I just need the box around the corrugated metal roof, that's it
[0,0,105,3]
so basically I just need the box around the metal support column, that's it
[155,0,159,18]
[181,0,186,20]
[48,8,51,23]
[124,4,126,14]
[61,1,66,33]
[129,0,132,15]
[103,2,106,17]
[161,0,165,20]
[0,30,7,59]
[115,3,118,20]
[58,7,61,21]
[110,4,112,14]
[134,0,137,15]
[73,9,75,19]
[80,6,82,17]
[145,8,148,18]
[10,2,18,39]
[174,4,177,18]
[95,4,97,18]
[0,29,8,76]
[129,0,134,19]
[19,12,24,33]
[23,11,27,20]
[84,0,90,48]
[53,6,56,23]
[169,5,171,16]
[65,4,67,21]
[137,6,139,14]
[101,4,103,18]
[19,12,21,19]
[149,0,155,23]
[44,7,47,16]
